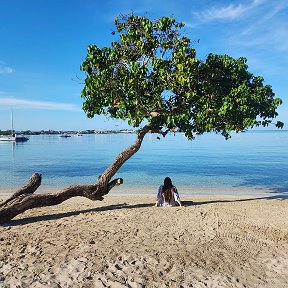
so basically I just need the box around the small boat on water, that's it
[0,112,29,142]
[59,133,71,138]
[0,134,29,142]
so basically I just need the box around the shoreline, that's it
[0,182,282,198]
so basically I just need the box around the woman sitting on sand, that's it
[155,177,182,207]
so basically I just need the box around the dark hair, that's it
[162,177,174,203]
[163,177,172,189]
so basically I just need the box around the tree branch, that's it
[0,173,126,224]
[0,173,42,207]
[98,124,151,185]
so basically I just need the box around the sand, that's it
[0,194,288,287]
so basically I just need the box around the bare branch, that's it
[0,175,110,224]
[0,173,42,207]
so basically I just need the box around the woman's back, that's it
[156,177,182,207]
[157,185,181,207]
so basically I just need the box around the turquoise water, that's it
[0,131,287,197]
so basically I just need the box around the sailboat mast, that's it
[11,111,14,135]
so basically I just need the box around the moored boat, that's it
[59,133,71,138]
[0,112,29,142]
[0,134,29,142]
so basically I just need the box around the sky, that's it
[0,0,287,131]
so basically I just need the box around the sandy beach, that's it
[1,194,288,287]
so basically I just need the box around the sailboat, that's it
[0,112,29,142]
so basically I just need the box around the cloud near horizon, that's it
[0,97,81,111]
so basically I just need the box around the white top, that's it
[156,185,181,207]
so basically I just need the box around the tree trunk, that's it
[0,125,151,224]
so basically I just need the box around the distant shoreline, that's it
[0,129,287,136]
[0,129,136,136]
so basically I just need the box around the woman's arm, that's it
[173,187,182,206]
[155,185,163,207]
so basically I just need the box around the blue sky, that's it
[0,0,287,131]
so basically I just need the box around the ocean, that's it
[0,131,287,198]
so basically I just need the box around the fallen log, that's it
[0,173,123,224]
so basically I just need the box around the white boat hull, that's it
[0,135,29,142]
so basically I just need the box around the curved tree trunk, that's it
[0,125,151,224]
[98,124,151,185]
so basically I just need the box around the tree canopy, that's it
[80,14,283,139]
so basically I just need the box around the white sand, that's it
[1,194,288,287]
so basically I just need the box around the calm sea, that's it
[0,131,287,198]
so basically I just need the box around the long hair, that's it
[162,177,174,203]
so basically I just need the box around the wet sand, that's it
[1,194,288,287]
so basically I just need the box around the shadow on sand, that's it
[2,193,287,227]
[2,203,153,227]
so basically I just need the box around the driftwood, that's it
[0,124,151,224]
[0,173,123,224]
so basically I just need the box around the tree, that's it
[0,14,283,223]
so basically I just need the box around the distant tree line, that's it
[0,129,132,135]
[0,130,60,135]
[0,130,13,135]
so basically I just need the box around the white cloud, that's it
[188,0,288,56]
[230,1,288,54]
[192,0,264,22]
[237,25,288,54]
[201,4,246,21]
[0,64,13,74]
[0,97,81,111]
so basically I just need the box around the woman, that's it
[155,177,182,207]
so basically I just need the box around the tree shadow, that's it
[182,193,288,207]
[2,194,287,227]
[2,203,154,227]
